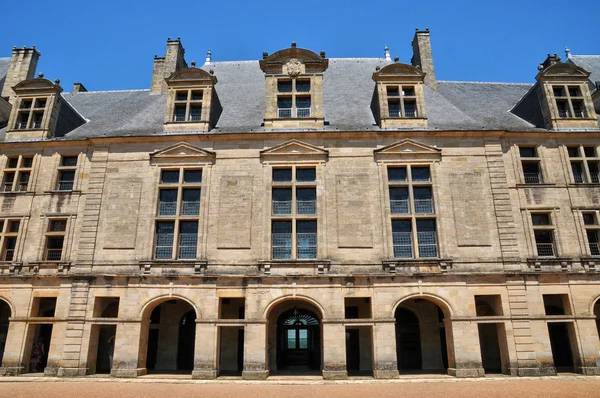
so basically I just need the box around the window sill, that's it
[258,259,331,275]
[139,259,207,275]
[567,183,600,188]
[0,190,34,196]
[44,190,81,194]
[515,183,555,187]
[382,258,453,274]
[580,256,600,272]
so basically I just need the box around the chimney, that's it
[72,82,88,93]
[411,28,437,90]
[150,38,187,93]
[2,46,41,104]
[538,53,561,72]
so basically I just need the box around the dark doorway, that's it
[146,329,159,370]
[177,310,196,370]
[218,327,244,376]
[548,322,574,372]
[345,328,360,375]
[0,300,10,365]
[276,309,321,372]
[478,324,502,373]
[29,324,52,373]
[594,301,600,339]
[95,325,116,373]
[395,308,422,370]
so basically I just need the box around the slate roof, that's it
[1,56,599,142]
[569,55,600,84]
[0,57,10,93]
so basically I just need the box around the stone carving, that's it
[286,58,302,77]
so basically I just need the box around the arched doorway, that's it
[267,300,322,375]
[395,298,451,374]
[594,300,600,338]
[141,299,196,374]
[0,299,10,365]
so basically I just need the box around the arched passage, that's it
[140,298,196,373]
[0,299,10,365]
[594,299,600,338]
[267,299,323,375]
[395,297,452,374]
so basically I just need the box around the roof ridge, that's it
[66,88,151,94]
[570,55,600,58]
[438,80,532,86]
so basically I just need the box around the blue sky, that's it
[1,0,598,91]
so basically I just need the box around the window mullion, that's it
[292,219,297,260]
[412,217,419,259]
[173,220,180,260]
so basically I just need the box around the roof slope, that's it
[569,55,600,83]
[0,57,10,93]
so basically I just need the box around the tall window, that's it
[567,146,599,184]
[386,85,418,118]
[553,85,586,118]
[519,147,543,184]
[271,167,317,259]
[388,165,438,258]
[155,168,202,259]
[2,155,33,192]
[583,212,600,256]
[15,97,47,129]
[173,90,203,122]
[0,219,20,262]
[45,219,67,261]
[277,79,311,118]
[531,213,555,257]
[56,155,78,191]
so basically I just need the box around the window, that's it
[172,89,203,122]
[583,212,600,256]
[0,219,20,262]
[2,155,33,192]
[45,219,67,261]
[531,213,555,257]
[519,147,543,184]
[277,79,311,118]
[387,85,418,118]
[388,165,438,258]
[567,146,599,184]
[14,97,47,129]
[271,166,317,259]
[154,168,202,259]
[56,155,78,191]
[552,85,586,118]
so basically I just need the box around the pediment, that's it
[150,142,215,165]
[166,67,217,85]
[374,139,441,161]
[260,45,328,74]
[537,63,590,80]
[260,140,329,163]
[13,78,62,94]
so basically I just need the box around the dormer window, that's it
[260,43,329,129]
[15,97,47,130]
[553,85,586,118]
[372,63,428,129]
[172,90,203,122]
[163,68,221,133]
[386,85,418,118]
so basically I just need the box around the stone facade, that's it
[0,31,600,380]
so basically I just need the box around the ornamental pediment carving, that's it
[373,63,425,82]
[260,140,328,162]
[150,142,215,165]
[537,63,590,79]
[374,139,441,161]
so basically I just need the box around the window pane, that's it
[175,91,187,101]
[277,97,292,108]
[22,157,33,168]
[404,101,417,117]
[273,189,292,215]
[584,147,595,157]
[567,147,579,157]
[183,169,202,183]
[296,188,316,201]
[568,87,580,97]
[8,221,20,233]
[35,99,46,108]
[273,188,292,201]
[390,187,409,214]
[388,167,407,182]
[182,189,201,216]
[278,81,292,93]
[403,87,415,96]
[392,220,413,258]
[413,187,433,214]
[61,156,78,167]
[297,220,316,233]
[298,329,308,349]
[182,189,200,202]
[583,213,596,225]
[287,329,296,349]
[296,168,316,182]
[174,106,186,121]
[296,97,311,108]
[531,214,551,225]
[7,158,18,168]
[180,221,198,234]
[386,87,399,97]
[416,219,437,258]
[49,220,67,232]
[156,221,175,234]
[553,87,565,96]
[160,189,178,202]
[411,167,430,182]
[272,221,292,234]
[191,91,203,101]
[587,231,600,255]
[296,80,311,92]
[273,168,292,182]
[519,147,537,158]
[190,106,202,121]
[571,162,585,183]
[161,170,180,184]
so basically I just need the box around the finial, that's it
[394,56,399,63]
[565,47,571,59]
[538,63,544,71]
[38,72,44,78]
[191,61,196,67]
[384,45,391,62]
[54,79,60,85]
[375,66,380,71]
[210,69,214,75]
[320,51,326,58]
[205,49,212,65]
[291,42,297,48]
[262,52,268,59]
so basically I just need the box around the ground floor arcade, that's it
[1,274,600,379]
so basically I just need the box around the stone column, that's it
[0,321,27,375]
[111,322,145,378]
[530,320,556,376]
[242,323,268,380]
[192,323,217,379]
[574,319,600,375]
[372,321,398,379]
[322,323,347,379]
[447,320,484,377]
[45,322,66,376]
